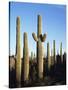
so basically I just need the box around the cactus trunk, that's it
[60,42,63,63]
[37,15,43,79]
[16,16,21,87]
[53,40,56,64]
[37,39,43,79]
[31,51,34,60]
[23,32,29,82]
[47,42,51,70]
[51,49,54,66]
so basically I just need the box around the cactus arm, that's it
[40,33,47,42]
[32,32,38,42]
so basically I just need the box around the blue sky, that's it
[9,2,66,57]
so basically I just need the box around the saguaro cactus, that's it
[34,53,35,59]
[31,51,34,60]
[51,49,54,66]
[60,42,63,63]
[32,15,46,79]
[47,42,51,70]
[53,40,56,64]
[16,16,21,87]
[23,32,29,82]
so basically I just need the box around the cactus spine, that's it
[16,16,21,87]
[53,40,56,64]
[47,42,51,70]
[60,42,63,63]
[32,15,46,79]
[23,32,29,81]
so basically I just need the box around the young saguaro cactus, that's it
[47,42,51,70]
[23,32,29,82]
[53,40,56,64]
[60,42,63,63]
[16,16,21,87]
[31,51,34,61]
[32,15,47,79]
[51,49,54,66]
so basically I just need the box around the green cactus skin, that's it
[53,40,56,64]
[23,32,29,82]
[60,42,63,63]
[16,16,21,87]
[34,53,35,59]
[31,51,34,60]
[47,42,51,70]
[51,49,53,66]
[32,15,46,79]
[51,49,55,66]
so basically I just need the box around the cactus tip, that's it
[24,32,27,34]
[17,16,20,19]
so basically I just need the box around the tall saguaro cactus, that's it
[60,42,63,63]
[32,15,47,79]
[53,40,56,64]
[47,42,51,70]
[23,32,29,82]
[16,16,21,87]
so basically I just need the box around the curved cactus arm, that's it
[32,32,38,42]
[40,33,47,42]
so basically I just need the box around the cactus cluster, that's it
[15,15,63,87]
[32,15,47,79]
[47,41,63,70]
